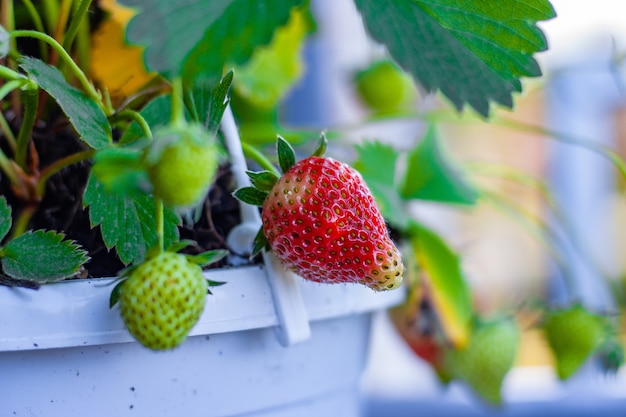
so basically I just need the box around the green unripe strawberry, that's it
[444,317,520,405]
[354,59,416,113]
[145,123,219,208]
[119,251,207,350]
[542,304,607,380]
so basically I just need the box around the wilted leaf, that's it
[408,221,473,348]
[1,230,89,282]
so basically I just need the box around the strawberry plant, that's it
[0,0,624,408]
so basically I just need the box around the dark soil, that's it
[0,112,246,280]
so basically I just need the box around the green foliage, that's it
[0,197,11,242]
[83,173,180,265]
[121,0,305,83]
[0,230,89,282]
[354,0,555,116]
[18,57,112,149]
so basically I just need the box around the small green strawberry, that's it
[444,317,520,405]
[354,59,417,113]
[235,135,403,291]
[144,122,219,208]
[542,304,608,380]
[115,250,211,350]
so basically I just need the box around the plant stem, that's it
[0,66,27,82]
[14,81,39,171]
[10,204,36,239]
[36,149,96,196]
[114,109,153,140]
[62,0,92,52]
[241,141,280,176]
[0,148,18,184]
[53,0,73,45]
[170,77,185,126]
[0,111,17,150]
[10,30,102,106]
[155,198,164,252]
[40,0,59,34]
[19,0,49,61]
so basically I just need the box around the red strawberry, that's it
[235,136,403,291]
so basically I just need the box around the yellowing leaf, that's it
[233,6,314,108]
[91,0,157,99]
[408,221,473,348]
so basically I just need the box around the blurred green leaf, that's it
[400,126,479,204]
[354,0,555,116]
[0,196,12,242]
[19,57,112,149]
[233,5,314,109]
[1,230,88,282]
[119,94,172,145]
[408,221,473,348]
[121,0,305,84]
[353,141,409,229]
[91,146,150,196]
[83,173,180,265]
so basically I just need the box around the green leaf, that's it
[233,187,268,207]
[185,71,233,133]
[311,132,328,157]
[121,0,305,83]
[353,141,408,229]
[18,57,112,149]
[109,279,126,308]
[83,173,180,265]
[277,135,296,173]
[233,5,314,108]
[0,196,12,242]
[408,221,473,348]
[354,0,555,116]
[252,226,269,257]
[247,170,279,192]
[1,230,89,282]
[400,126,479,204]
[184,249,228,266]
[91,146,150,196]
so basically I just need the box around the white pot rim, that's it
[0,264,404,352]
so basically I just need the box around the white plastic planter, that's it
[0,264,404,417]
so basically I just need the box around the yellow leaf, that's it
[91,0,157,99]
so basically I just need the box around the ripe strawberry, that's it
[144,122,219,208]
[443,317,520,405]
[117,251,208,350]
[542,304,607,380]
[235,136,403,291]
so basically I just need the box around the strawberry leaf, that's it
[109,279,126,308]
[0,196,11,242]
[247,170,279,192]
[252,226,269,256]
[121,0,305,83]
[400,126,479,205]
[0,230,89,282]
[18,57,112,149]
[187,70,233,134]
[120,95,171,145]
[91,146,150,196]
[184,249,228,267]
[407,221,473,348]
[353,141,408,229]
[83,173,180,265]
[354,0,555,116]
[276,135,296,173]
[233,187,268,206]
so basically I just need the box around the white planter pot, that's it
[0,264,403,417]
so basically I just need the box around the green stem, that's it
[113,109,153,140]
[10,30,102,105]
[155,198,164,252]
[10,204,36,239]
[0,111,17,150]
[1,0,16,60]
[53,0,73,43]
[170,77,185,126]
[19,0,49,61]
[14,81,39,170]
[62,0,92,51]
[36,149,96,196]
[0,147,18,184]
[41,0,59,34]
[241,141,280,176]
[0,64,26,82]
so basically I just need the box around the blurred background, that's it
[281,0,626,415]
